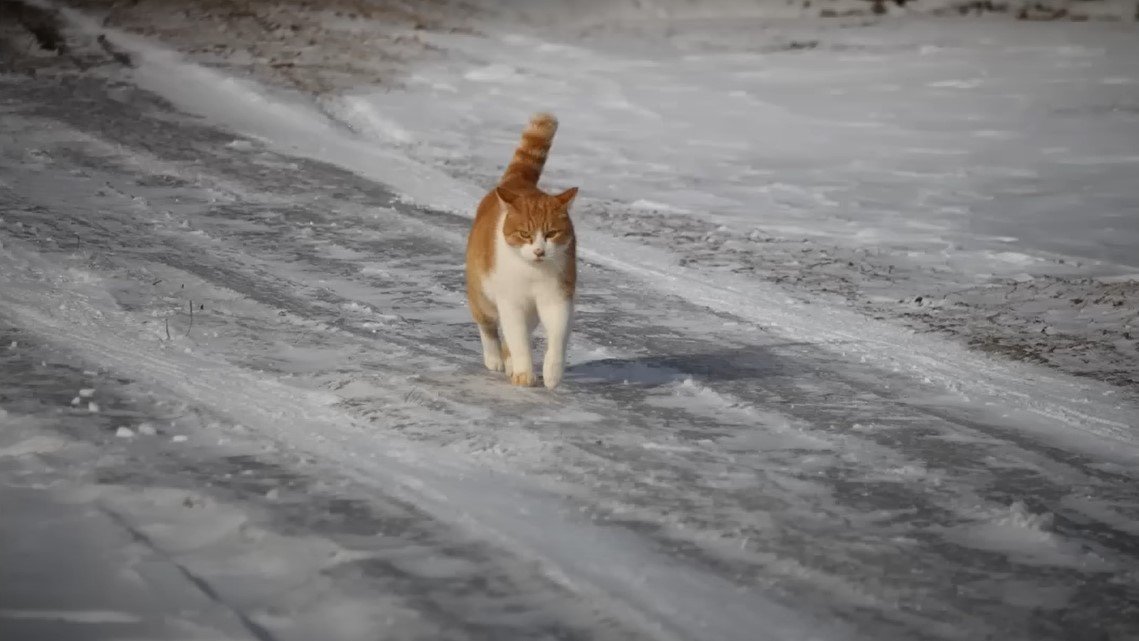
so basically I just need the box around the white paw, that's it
[504,356,514,377]
[484,351,505,372]
[543,358,564,389]
[511,370,536,387]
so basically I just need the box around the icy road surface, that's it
[2,8,1139,641]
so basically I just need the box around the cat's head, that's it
[497,186,578,264]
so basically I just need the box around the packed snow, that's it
[2,2,1139,641]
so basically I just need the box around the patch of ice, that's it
[0,609,142,624]
[464,64,523,83]
[629,198,686,213]
[0,435,70,457]
[990,252,1045,266]
[939,501,1110,570]
[326,95,414,144]
[927,79,983,89]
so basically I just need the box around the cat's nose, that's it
[533,247,546,258]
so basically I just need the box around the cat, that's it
[465,112,578,389]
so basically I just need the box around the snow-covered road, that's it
[2,5,1138,641]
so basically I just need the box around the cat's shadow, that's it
[565,344,813,388]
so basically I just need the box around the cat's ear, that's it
[553,187,578,208]
[496,186,521,206]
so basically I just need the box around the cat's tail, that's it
[500,112,558,187]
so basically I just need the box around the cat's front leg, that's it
[477,322,505,372]
[499,303,535,386]
[538,296,572,389]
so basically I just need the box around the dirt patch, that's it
[905,278,1139,388]
[1,0,67,52]
[59,0,480,93]
[0,0,118,73]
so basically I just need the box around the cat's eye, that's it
[517,232,531,241]
[546,230,560,239]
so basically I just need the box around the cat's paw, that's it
[543,359,564,389]
[510,371,536,387]
[503,356,514,376]
[484,352,505,372]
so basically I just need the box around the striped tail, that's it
[500,112,558,187]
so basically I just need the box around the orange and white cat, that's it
[465,113,578,388]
